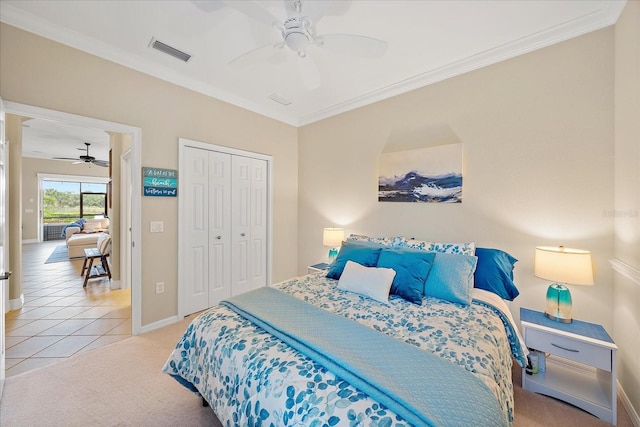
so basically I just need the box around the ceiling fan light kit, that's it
[281,17,313,56]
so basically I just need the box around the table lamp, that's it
[323,227,344,263]
[534,246,594,323]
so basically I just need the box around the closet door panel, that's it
[183,147,210,314]
[208,151,232,306]
[250,159,267,290]
[231,156,251,296]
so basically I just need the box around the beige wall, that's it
[614,0,640,416]
[299,28,615,331]
[0,23,299,326]
[21,157,108,241]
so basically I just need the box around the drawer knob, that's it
[551,343,579,353]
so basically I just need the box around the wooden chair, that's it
[82,234,112,287]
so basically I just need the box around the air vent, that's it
[149,38,192,63]
[268,93,292,106]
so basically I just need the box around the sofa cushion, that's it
[67,232,104,247]
[83,218,110,232]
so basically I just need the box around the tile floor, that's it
[4,240,131,377]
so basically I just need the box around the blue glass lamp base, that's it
[544,283,573,323]
[328,248,338,264]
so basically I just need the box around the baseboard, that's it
[139,315,180,335]
[9,293,24,311]
[22,239,38,244]
[618,381,640,427]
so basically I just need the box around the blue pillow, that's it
[474,247,519,300]
[326,241,383,280]
[424,253,478,305]
[376,249,436,305]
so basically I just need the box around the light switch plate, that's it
[150,221,164,233]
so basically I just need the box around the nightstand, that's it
[521,308,617,425]
[307,262,330,274]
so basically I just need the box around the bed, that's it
[163,236,528,426]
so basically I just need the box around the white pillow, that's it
[337,261,396,304]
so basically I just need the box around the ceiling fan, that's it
[200,0,388,66]
[53,142,109,167]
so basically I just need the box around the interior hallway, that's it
[4,240,131,376]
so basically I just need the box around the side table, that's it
[521,308,617,425]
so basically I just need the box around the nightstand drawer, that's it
[526,328,611,371]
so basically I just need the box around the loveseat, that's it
[65,217,110,258]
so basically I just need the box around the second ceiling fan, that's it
[54,142,109,167]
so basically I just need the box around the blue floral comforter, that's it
[163,273,527,426]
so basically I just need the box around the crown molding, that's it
[1,1,626,128]
[298,0,627,126]
[0,3,299,127]
[610,258,640,286]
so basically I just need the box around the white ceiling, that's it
[1,0,626,157]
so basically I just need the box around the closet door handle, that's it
[215,236,222,240]
[240,233,246,237]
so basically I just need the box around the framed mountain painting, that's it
[378,143,463,203]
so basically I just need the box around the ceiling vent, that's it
[268,93,292,106]
[149,38,192,63]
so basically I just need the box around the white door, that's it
[249,158,267,291]
[231,156,267,295]
[183,146,211,315]
[231,156,251,296]
[207,151,231,306]
[0,97,10,397]
[179,139,270,317]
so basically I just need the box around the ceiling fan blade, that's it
[296,55,321,90]
[224,1,282,28]
[315,34,388,58]
[53,157,81,161]
[229,42,286,67]
[92,160,110,167]
[191,0,225,13]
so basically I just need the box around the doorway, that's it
[3,102,142,338]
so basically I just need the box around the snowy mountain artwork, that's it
[378,143,463,203]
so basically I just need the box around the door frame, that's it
[4,101,143,335]
[177,137,273,318]
[120,148,132,291]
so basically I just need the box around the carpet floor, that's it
[0,316,634,427]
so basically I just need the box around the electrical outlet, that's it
[155,282,165,294]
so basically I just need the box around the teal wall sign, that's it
[143,167,178,197]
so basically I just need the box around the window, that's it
[43,180,108,223]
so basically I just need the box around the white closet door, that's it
[183,146,210,314]
[250,158,267,291]
[207,151,231,306]
[180,140,269,316]
[231,156,251,296]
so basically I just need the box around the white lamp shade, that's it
[323,228,344,247]
[534,246,594,285]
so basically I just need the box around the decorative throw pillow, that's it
[424,253,478,305]
[474,247,519,300]
[346,234,398,247]
[376,248,436,305]
[394,238,476,255]
[97,233,111,255]
[337,261,396,304]
[326,241,383,280]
